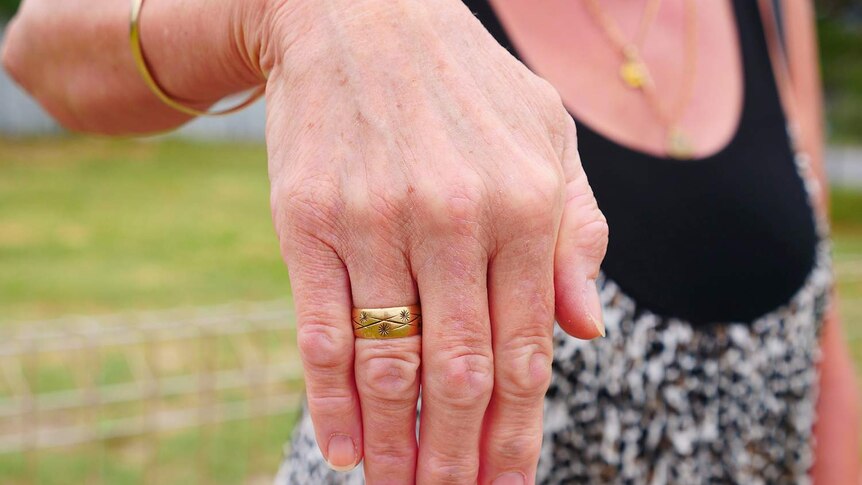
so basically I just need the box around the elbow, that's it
[0,18,22,88]
[1,19,117,135]
[3,9,194,136]
[0,31,79,131]
[0,20,36,116]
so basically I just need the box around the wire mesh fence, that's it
[0,301,302,485]
[0,258,860,485]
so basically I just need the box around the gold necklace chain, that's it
[583,0,663,88]
[583,0,699,159]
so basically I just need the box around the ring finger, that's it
[349,248,422,483]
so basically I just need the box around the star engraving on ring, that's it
[377,321,392,336]
[400,309,410,322]
[359,311,368,324]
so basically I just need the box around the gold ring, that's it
[353,305,422,339]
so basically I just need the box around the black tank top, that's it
[464,0,818,325]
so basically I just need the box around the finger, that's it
[283,233,362,471]
[415,235,494,484]
[480,235,556,484]
[554,118,609,339]
[349,242,421,483]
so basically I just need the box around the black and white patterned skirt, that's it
[275,234,834,485]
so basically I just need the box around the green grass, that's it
[0,137,298,484]
[0,136,861,483]
[0,416,301,485]
[0,137,290,322]
[833,188,862,379]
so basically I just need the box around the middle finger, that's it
[416,237,494,484]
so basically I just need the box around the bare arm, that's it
[1,0,277,133]
[781,1,861,483]
[814,305,860,484]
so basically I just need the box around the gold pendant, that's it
[667,126,694,160]
[619,59,649,89]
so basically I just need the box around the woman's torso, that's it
[466,0,820,325]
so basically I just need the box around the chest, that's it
[486,0,745,159]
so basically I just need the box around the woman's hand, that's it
[266,0,607,481]
[3,0,608,481]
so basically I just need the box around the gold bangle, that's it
[129,0,265,117]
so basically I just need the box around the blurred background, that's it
[0,1,860,484]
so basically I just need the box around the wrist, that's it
[140,0,272,107]
[262,0,476,87]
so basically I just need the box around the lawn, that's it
[0,136,860,483]
[0,137,298,484]
[0,137,289,321]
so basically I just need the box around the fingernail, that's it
[584,278,605,337]
[493,472,526,485]
[326,434,357,472]
[589,312,605,338]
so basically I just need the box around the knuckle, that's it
[499,166,563,221]
[557,115,579,157]
[532,76,570,128]
[307,389,357,418]
[296,320,353,373]
[432,351,494,408]
[563,113,579,143]
[423,176,488,232]
[577,213,610,261]
[345,186,408,231]
[489,432,542,463]
[274,177,343,232]
[424,452,479,485]
[565,183,610,262]
[364,440,415,466]
[356,351,420,405]
[532,76,563,108]
[496,341,553,400]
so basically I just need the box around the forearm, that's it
[812,304,860,484]
[785,3,861,478]
[1,0,279,134]
[772,0,832,235]
[783,0,827,202]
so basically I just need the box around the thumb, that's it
[553,118,609,339]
